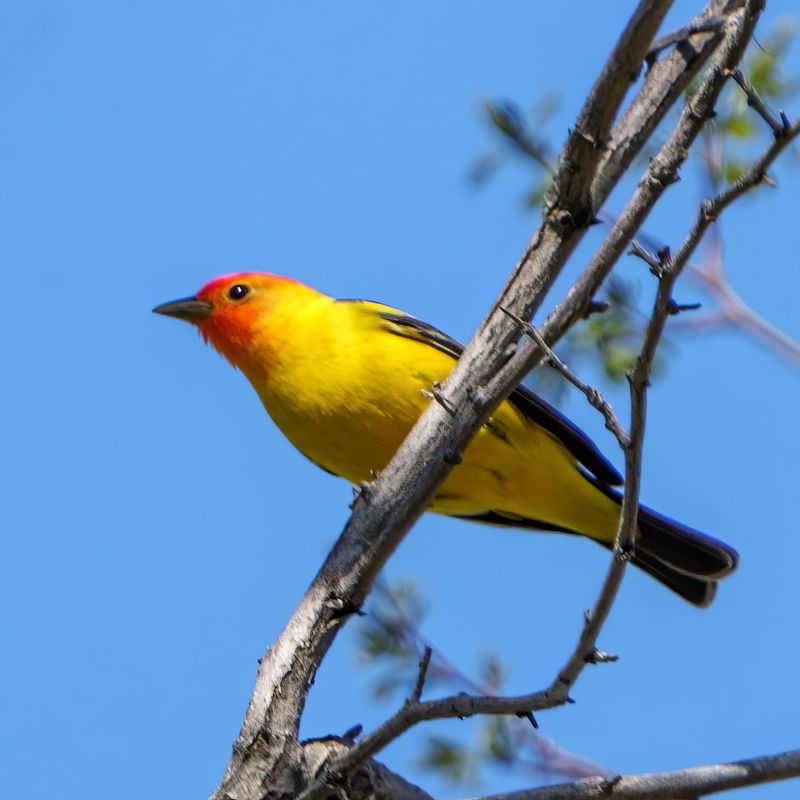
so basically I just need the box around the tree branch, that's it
[301,740,435,800]
[646,16,726,64]
[639,112,800,369]
[411,647,433,703]
[298,41,800,799]
[688,262,800,364]
[590,0,739,210]
[609,178,800,367]
[212,6,687,796]
[485,1,762,408]
[472,748,800,800]
[498,306,631,449]
[209,3,796,799]
[550,0,675,229]
[362,580,613,783]
[726,66,792,136]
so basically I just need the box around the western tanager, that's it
[154,272,737,606]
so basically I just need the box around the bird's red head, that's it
[153,272,312,375]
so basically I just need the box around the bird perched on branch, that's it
[154,272,737,606]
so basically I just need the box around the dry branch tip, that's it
[515,710,540,729]
[667,299,703,315]
[584,648,620,665]
[411,647,433,703]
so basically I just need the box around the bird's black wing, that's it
[376,310,623,486]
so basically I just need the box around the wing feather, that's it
[376,309,623,486]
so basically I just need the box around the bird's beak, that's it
[152,296,214,322]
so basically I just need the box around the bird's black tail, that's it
[596,498,739,607]
[456,487,739,607]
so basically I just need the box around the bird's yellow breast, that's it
[253,297,459,480]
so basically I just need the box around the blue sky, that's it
[2,2,799,798]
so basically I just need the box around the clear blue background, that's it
[2,2,798,798]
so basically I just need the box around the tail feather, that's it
[455,483,739,607]
[598,541,718,607]
[635,503,738,580]
[581,473,739,600]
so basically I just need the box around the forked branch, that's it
[300,71,799,800]
[209,3,800,799]
[299,23,800,800]
[499,306,631,449]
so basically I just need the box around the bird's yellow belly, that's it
[258,375,618,540]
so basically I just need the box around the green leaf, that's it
[603,345,637,382]
[483,718,516,764]
[744,18,798,101]
[484,99,525,141]
[419,736,474,783]
[721,113,755,139]
[724,159,747,184]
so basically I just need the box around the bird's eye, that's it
[228,284,250,301]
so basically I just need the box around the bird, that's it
[154,272,738,606]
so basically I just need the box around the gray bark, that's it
[207,2,800,799]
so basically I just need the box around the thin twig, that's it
[547,407,643,695]
[297,684,581,800]
[485,4,764,406]
[726,66,790,136]
[697,120,800,217]
[591,0,727,208]
[646,16,726,65]
[369,580,488,697]
[365,581,609,781]
[499,307,631,449]
[582,299,610,318]
[628,240,671,277]
[689,264,800,364]
[473,748,800,800]
[666,299,702,314]
[550,0,675,227]
[631,122,800,404]
[607,188,800,367]
[340,723,363,744]
[411,647,432,703]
